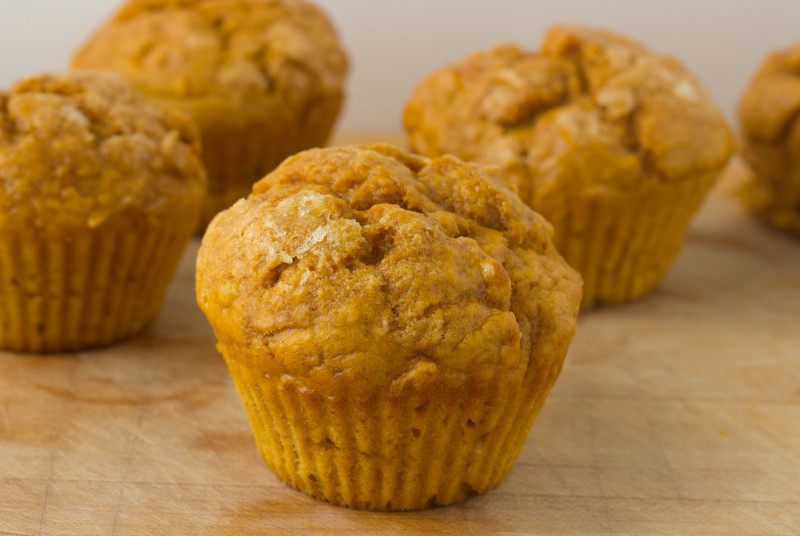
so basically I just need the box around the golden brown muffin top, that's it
[196,145,581,397]
[737,41,800,233]
[739,42,800,144]
[72,0,348,105]
[0,72,206,231]
[405,26,734,199]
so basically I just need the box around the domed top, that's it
[0,71,206,231]
[737,40,800,235]
[739,40,800,144]
[72,0,348,106]
[405,25,734,202]
[196,144,582,398]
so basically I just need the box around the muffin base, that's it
[545,172,718,308]
[0,217,195,353]
[739,169,800,237]
[222,345,561,511]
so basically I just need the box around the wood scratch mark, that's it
[30,382,209,407]
[36,477,51,536]
[587,401,614,533]
[111,400,148,536]
[0,401,10,437]
[646,405,684,501]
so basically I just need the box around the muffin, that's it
[196,144,582,510]
[405,25,735,307]
[72,0,349,229]
[0,72,206,352]
[738,41,800,236]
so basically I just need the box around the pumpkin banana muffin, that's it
[738,41,800,236]
[405,25,735,307]
[196,144,582,510]
[73,0,349,230]
[0,72,206,352]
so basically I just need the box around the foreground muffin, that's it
[73,0,348,229]
[196,144,581,510]
[738,41,800,236]
[405,25,735,307]
[0,72,206,352]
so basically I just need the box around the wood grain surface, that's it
[1,143,799,535]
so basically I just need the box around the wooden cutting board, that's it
[1,137,799,535]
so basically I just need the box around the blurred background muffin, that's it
[72,0,349,230]
[405,25,735,308]
[0,71,206,352]
[196,144,581,510]
[738,41,800,236]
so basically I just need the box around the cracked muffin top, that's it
[72,0,348,106]
[0,72,206,231]
[405,25,734,203]
[196,144,582,397]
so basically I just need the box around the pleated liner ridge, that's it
[548,172,718,308]
[222,343,563,511]
[0,217,195,352]
[198,98,342,230]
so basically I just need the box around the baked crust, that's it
[0,71,206,351]
[405,25,734,206]
[72,0,348,229]
[0,71,206,231]
[197,144,581,397]
[73,0,347,105]
[738,41,800,234]
[195,144,582,508]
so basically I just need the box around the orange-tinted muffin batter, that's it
[0,72,206,351]
[74,0,348,228]
[739,41,800,235]
[405,26,735,307]
[197,144,582,510]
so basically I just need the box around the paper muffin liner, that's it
[754,203,800,237]
[198,98,342,230]
[547,173,717,308]
[222,345,560,511]
[0,216,195,352]
[739,171,800,237]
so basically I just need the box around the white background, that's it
[1,0,800,133]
